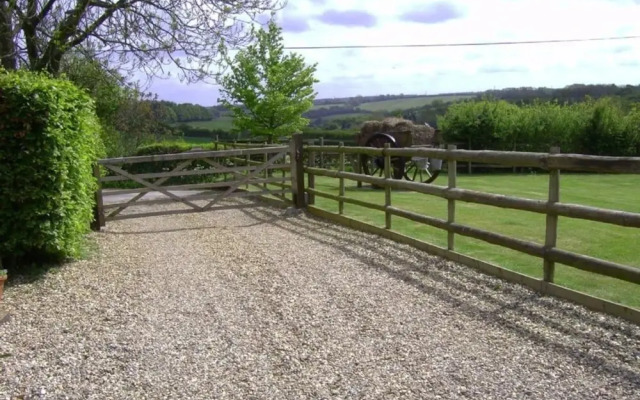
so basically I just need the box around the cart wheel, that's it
[360,133,405,180]
[404,158,441,184]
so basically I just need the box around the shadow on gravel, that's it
[2,262,63,288]
[102,217,281,235]
[1,236,100,287]
[235,206,640,388]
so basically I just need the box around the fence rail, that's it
[304,167,640,228]
[306,145,640,173]
[99,146,289,165]
[302,140,640,323]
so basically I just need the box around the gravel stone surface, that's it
[1,201,639,399]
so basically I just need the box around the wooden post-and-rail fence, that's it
[303,142,640,324]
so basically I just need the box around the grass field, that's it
[311,103,346,110]
[322,112,370,121]
[306,173,640,309]
[357,95,474,112]
[180,117,234,130]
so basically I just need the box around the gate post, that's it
[447,145,457,250]
[290,133,306,208]
[308,139,316,205]
[543,146,561,283]
[91,164,105,231]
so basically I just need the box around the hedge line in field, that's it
[438,98,640,156]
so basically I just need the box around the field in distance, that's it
[178,117,234,131]
[177,93,475,131]
[357,94,474,112]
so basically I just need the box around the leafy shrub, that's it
[580,98,638,156]
[135,141,200,155]
[623,107,640,156]
[0,70,103,266]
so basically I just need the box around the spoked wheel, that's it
[360,133,405,180]
[404,158,441,184]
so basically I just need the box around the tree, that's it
[218,21,318,142]
[0,0,284,82]
[59,53,179,156]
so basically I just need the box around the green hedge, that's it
[0,70,103,266]
[135,141,205,155]
[438,97,640,155]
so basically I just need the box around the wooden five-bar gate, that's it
[92,137,305,227]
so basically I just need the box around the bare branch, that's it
[0,0,286,81]
[35,0,59,25]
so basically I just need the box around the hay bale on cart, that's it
[355,117,441,147]
[355,118,443,183]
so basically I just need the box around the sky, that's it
[147,0,640,106]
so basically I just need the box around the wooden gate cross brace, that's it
[201,158,270,192]
[202,151,286,210]
[105,160,201,216]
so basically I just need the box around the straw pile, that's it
[356,117,438,147]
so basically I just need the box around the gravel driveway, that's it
[1,201,639,399]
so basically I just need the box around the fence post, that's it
[263,142,268,189]
[246,154,250,189]
[467,138,472,175]
[91,164,105,231]
[282,153,287,201]
[319,137,325,168]
[290,133,306,208]
[447,145,457,250]
[544,146,561,282]
[384,143,392,229]
[339,142,345,214]
[356,153,363,188]
[308,140,316,205]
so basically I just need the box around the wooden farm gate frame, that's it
[92,137,306,225]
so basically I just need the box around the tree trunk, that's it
[35,46,63,74]
[0,2,16,70]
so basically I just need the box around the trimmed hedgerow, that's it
[114,141,221,187]
[134,141,207,155]
[0,70,103,266]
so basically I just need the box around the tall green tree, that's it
[218,21,318,142]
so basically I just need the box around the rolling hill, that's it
[357,94,474,112]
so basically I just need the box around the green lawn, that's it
[309,173,640,309]
[357,95,474,112]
